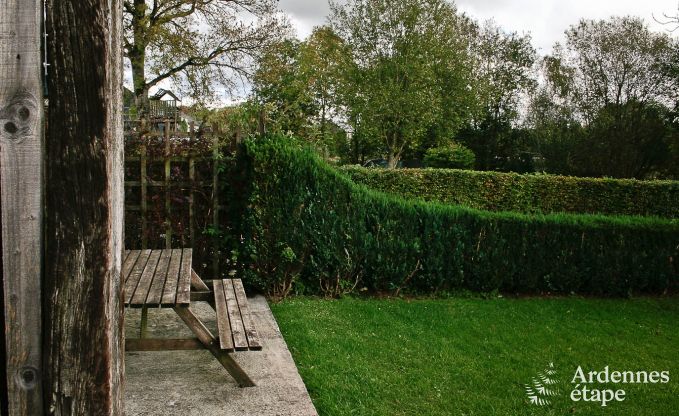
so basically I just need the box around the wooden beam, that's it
[173,307,255,387]
[190,269,210,292]
[0,0,44,414]
[164,119,171,248]
[125,338,204,352]
[212,134,220,278]
[190,291,213,302]
[43,0,124,414]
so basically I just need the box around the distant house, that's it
[149,89,180,118]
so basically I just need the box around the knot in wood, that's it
[0,90,38,144]
[16,366,39,390]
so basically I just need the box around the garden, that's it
[221,136,679,415]
[4,0,679,414]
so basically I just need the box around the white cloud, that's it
[280,0,679,52]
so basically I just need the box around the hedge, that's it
[340,166,679,218]
[228,137,679,297]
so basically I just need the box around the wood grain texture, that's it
[125,338,204,351]
[124,249,151,304]
[145,249,171,305]
[43,0,124,414]
[160,249,182,306]
[190,269,210,291]
[224,280,248,351]
[0,0,44,414]
[176,248,192,305]
[130,250,161,306]
[213,280,234,352]
[232,279,262,350]
[121,249,140,282]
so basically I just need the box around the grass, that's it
[270,296,679,416]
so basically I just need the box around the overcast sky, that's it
[279,0,679,54]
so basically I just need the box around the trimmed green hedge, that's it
[340,166,679,218]
[229,137,679,297]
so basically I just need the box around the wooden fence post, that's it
[140,142,148,249]
[189,122,196,250]
[165,118,172,248]
[44,0,124,414]
[212,133,220,278]
[0,1,44,414]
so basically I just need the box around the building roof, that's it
[150,88,180,101]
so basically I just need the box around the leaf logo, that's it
[525,362,561,406]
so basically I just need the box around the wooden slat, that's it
[232,279,263,350]
[130,250,161,306]
[122,250,141,283]
[145,249,171,305]
[160,249,182,306]
[1,0,44,411]
[213,280,234,352]
[124,249,152,305]
[224,279,248,351]
[125,338,204,351]
[175,248,192,305]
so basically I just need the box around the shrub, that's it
[229,136,679,297]
[423,142,475,169]
[341,167,679,218]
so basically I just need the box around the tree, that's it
[471,21,537,124]
[525,85,584,175]
[253,38,315,136]
[546,17,677,122]
[423,142,475,169]
[124,0,287,112]
[330,0,477,168]
[298,27,353,143]
[458,22,537,170]
[573,101,676,178]
[536,16,679,178]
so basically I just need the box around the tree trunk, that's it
[44,0,124,414]
[130,0,149,116]
[131,51,149,116]
[387,151,400,169]
[386,131,402,169]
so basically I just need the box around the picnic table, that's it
[122,248,261,387]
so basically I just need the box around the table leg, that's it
[191,269,216,310]
[191,268,210,291]
[173,306,255,387]
[140,307,149,338]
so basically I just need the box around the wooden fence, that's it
[124,120,234,280]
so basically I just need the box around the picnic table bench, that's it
[122,248,261,387]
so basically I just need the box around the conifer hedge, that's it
[341,166,679,218]
[229,137,679,297]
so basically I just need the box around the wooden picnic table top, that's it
[122,248,192,308]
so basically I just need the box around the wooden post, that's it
[44,0,124,414]
[0,1,44,414]
[212,133,220,278]
[188,122,195,249]
[140,143,148,249]
[165,118,172,249]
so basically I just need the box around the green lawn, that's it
[270,297,679,416]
